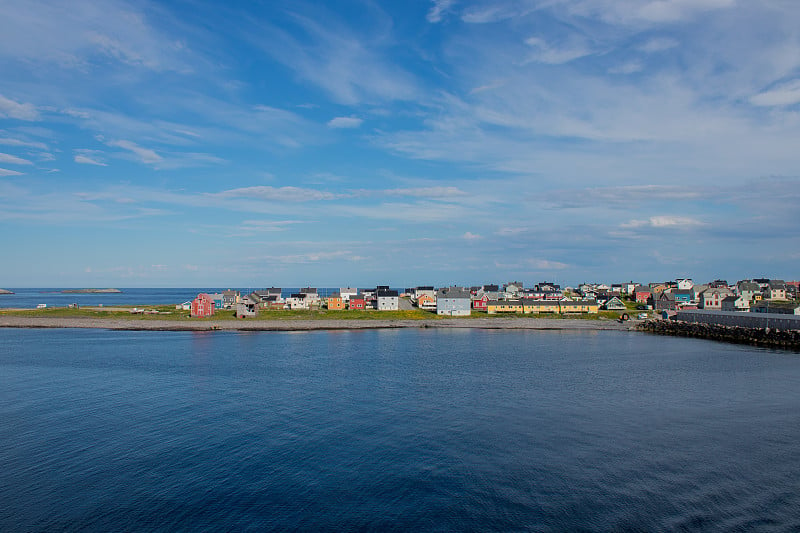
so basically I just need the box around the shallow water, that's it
[1,328,798,530]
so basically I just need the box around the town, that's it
[184,278,800,319]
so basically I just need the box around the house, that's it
[207,293,224,309]
[286,293,309,310]
[300,287,320,306]
[413,286,436,299]
[699,287,733,310]
[503,282,524,298]
[487,299,523,314]
[417,293,437,311]
[560,299,599,314]
[436,287,471,316]
[602,296,626,311]
[326,294,345,310]
[673,289,694,304]
[176,301,192,311]
[340,288,358,302]
[721,295,749,312]
[523,300,560,314]
[655,291,677,311]
[222,290,240,309]
[633,286,652,304]
[191,294,215,317]
[765,280,787,301]
[472,293,490,312]
[348,296,366,310]
[676,278,694,290]
[376,289,399,311]
[235,298,258,318]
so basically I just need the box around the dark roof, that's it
[377,289,398,297]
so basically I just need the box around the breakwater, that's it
[637,319,800,350]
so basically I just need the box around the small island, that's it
[0,289,13,295]
[61,288,122,294]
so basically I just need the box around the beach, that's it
[0,315,636,332]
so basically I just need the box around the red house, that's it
[349,297,366,310]
[191,293,215,317]
[472,294,489,311]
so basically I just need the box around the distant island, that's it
[0,289,13,295]
[61,288,122,294]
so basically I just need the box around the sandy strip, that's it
[0,316,637,332]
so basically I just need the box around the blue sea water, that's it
[1,328,799,531]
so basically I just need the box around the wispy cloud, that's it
[0,168,24,177]
[327,116,363,129]
[0,153,33,165]
[427,0,457,23]
[621,216,704,229]
[74,154,107,166]
[0,95,39,121]
[217,186,340,202]
[524,36,595,65]
[750,79,800,107]
[106,139,163,164]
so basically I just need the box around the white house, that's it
[376,289,399,311]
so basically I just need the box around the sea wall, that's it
[637,319,800,350]
[676,309,800,330]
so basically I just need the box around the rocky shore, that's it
[637,319,800,350]
[0,316,636,332]
[0,289,13,295]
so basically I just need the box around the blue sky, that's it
[1,0,799,288]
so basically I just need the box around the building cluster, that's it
[629,278,800,315]
[184,278,799,318]
[186,282,607,318]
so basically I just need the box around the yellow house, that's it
[559,299,599,314]
[523,300,560,314]
[326,294,345,310]
[487,299,523,314]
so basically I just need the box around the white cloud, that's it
[427,0,456,23]
[74,154,107,166]
[327,116,363,129]
[524,37,594,65]
[0,95,39,121]
[0,137,47,149]
[750,79,800,107]
[462,231,482,240]
[621,216,704,229]
[639,37,679,53]
[380,186,467,198]
[106,139,162,164]
[0,168,24,176]
[251,12,418,105]
[217,186,339,202]
[0,153,33,165]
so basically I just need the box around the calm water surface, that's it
[1,328,799,531]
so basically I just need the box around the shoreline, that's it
[0,315,637,332]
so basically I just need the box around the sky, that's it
[1,0,799,288]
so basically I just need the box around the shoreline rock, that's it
[0,289,13,295]
[637,319,800,350]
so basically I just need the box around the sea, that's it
[0,287,349,309]
[1,327,799,531]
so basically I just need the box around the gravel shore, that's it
[0,316,637,332]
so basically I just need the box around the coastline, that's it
[0,315,637,332]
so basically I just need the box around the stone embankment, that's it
[637,319,800,350]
